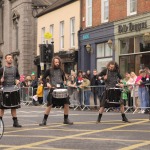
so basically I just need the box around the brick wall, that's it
[81,0,150,29]
[109,0,127,22]
[81,0,86,28]
[137,0,150,14]
[92,0,101,26]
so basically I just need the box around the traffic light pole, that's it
[40,62,45,76]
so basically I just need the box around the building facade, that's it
[37,0,80,74]
[115,13,150,76]
[79,0,150,76]
[0,0,56,76]
[112,0,150,75]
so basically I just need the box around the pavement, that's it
[0,105,150,150]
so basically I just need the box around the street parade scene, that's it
[0,0,150,150]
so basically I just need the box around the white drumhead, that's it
[53,89,67,92]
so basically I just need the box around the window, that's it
[60,21,64,49]
[86,0,92,27]
[97,43,112,57]
[119,36,149,54]
[119,35,150,76]
[101,0,109,23]
[127,0,137,16]
[96,43,113,71]
[97,58,112,72]
[41,27,45,44]
[70,17,75,48]
[120,37,134,54]
[50,24,54,43]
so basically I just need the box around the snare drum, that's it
[0,86,20,108]
[106,88,122,104]
[52,89,68,99]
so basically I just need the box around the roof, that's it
[36,0,77,17]
[32,0,58,7]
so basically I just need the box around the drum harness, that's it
[100,69,123,103]
[0,66,20,108]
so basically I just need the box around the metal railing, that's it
[70,84,150,115]
[20,87,33,105]
[19,85,150,117]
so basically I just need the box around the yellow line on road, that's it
[119,141,150,150]
[3,120,149,150]
[22,147,77,150]
[72,137,150,143]
[3,134,150,143]
[109,129,150,133]
[4,124,66,134]
[0,145,75,150]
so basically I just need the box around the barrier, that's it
[20,87,33,105]
[68,85,105,111]
[79,84,150,116]
[19,85,150,119]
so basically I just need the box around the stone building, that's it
[36,0,80,75]
[0,0,57,76]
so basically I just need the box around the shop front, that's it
[79,22,114,72]
[114,13,150,77]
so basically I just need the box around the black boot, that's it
[13,117,22,127]
[96,114,102,123]
[122,114,130,123]
[39,114,48,126]
[63,118,73,125]
[63,115,73,125]
[39,119,47,126]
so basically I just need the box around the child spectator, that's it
[36,79,44,105]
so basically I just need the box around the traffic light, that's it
[45,44,53,63]
[39,44,54,63]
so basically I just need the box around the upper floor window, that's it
[60,21,64,49]
[127,0,137,16]
[70,17,75,48]
[41,27,45,44]
[86,0,92,27]
[101,0,109,23]
[50,24,54,43]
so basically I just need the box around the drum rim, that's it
[0,119,4,139]
[53,89,68,92]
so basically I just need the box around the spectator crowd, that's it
[19,67,150,114]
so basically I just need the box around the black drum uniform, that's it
[39,67,73,126]
[43,68,70,107]
[98,68,123,107]
[0,66,20,109]
[97,67,129,123]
